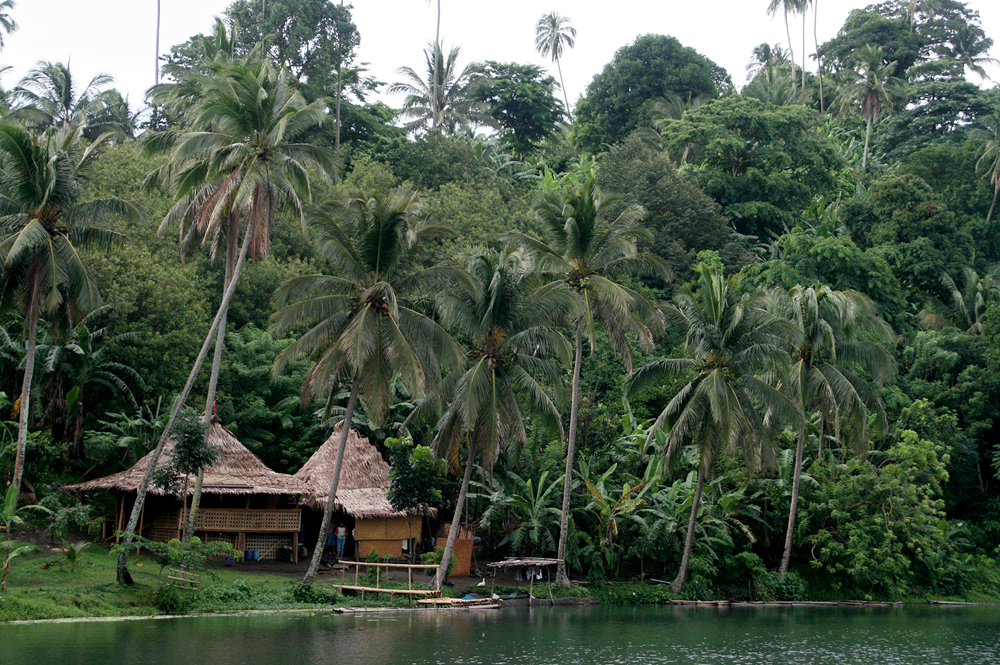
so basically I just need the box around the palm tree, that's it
[625,265,798,594]
[388,42,492,134]
[410,247,573,589]
[0,122,137,500]
[919,267,1000,334]
[0,1,17,50]
[534,12,577,114]
[9,61,115,131]
[834,44,904,171]
[510,174,668,588]
[949,23,1000,82]
[768,286,894,579]
[743,63,811,106]
[745,43,789,82]
[271,188,464,585]
[970,109,1000,224]
[113,59,337,582]
[809,0,825,111]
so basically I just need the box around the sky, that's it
[2,0,999,114]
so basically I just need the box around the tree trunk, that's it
[779,428,806,579]
[302,372,362,584]
[785,10,796,95]
[431,0,441,129]
[556,56,570,117]
[862,113,873,172]
[986,181,998,225]
[116,216,255,585]
[155,0,161,86]
[435,440,475,590]
[334,62,343,152]
[671,467,705,595]
[801,9,807,90]
[815,0,824,112]
[183,216,238,541]
[10,269,40,500]
[555,319,584,589]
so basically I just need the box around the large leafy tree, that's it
[411,247,573,589]
[511,174,668,588]
[534,12,576,114]
[573,34,728,153]
[470,61,563,159]
[270,188,463,584]
[768,286,895,578]
[0,122,137,500]
[115,58,336,582]
[626,265,798,594]
[389,42,493,134]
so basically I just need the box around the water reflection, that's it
[2,605,999,665]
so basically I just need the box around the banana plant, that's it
[2,484,51,592]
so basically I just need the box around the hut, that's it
[294,424,423,559]
[65,418,310,561]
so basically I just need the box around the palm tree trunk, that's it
[671,467,705,595]
[556,56,571,117]
[801,9,807,89]
[334,62,343,151]
[779,428,806,579]
[815,0,824,112]
[10,269,40,500]
[555,319,584,589]
[183,217,238,541]
[302,372,362,584]
[986,181,998,224]
[435,440,475,590]
[862,113,873,171]
[155,0,161,86]
[431,0,441,129]
[117,216,255,585]
[785,10,796,95]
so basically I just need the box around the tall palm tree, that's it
[113,59,337,583]
[625,265,798,594]
[949,23,999,82]
[767,0,801,95]
[411,247,572,589]
[834,44,904,171]
[0,1,17,50]
[154,0,162,86]
[9,61,115,131]
[768,286,894,578]
[388,42,491,134]
[271,188,464,585]
[0,122,137,500]
[534,12,577,114]
[510,174,668,588]
[810,0,825,111]
[970,109,1000,224]
[743,63,811,106]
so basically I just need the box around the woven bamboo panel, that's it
[245,533,293,560]
[355,515,420,540]
[149,511,181,543]
[195,508,301,533]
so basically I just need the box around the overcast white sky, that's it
[3,0,998,113]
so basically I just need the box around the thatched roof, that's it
[294,424,407,519]
[65,419,310,497]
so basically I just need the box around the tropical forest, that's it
[3,0,1000,620]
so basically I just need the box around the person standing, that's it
[335,523,348,557]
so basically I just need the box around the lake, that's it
[2,605,998,665]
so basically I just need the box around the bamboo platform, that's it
[417,597,495,607]
[334,584,440,600]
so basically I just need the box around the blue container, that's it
[225,556,234,567]
[244,549,252,562]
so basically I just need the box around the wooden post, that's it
[529,569,534,606]
[547,567,555,605]
[376,566,380,588]
[292,532,299,564]
[355,564,359,585]
[408,567,413,590]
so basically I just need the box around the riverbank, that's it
[3,544,998,623]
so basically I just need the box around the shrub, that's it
[153,585,194,614]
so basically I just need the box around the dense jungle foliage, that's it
[3,0,1000,600]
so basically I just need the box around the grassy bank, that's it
[5,544,999,622]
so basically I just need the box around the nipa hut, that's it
[294,424,422,559]
[65,418,310,561]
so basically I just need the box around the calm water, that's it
[2,605,999,665]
